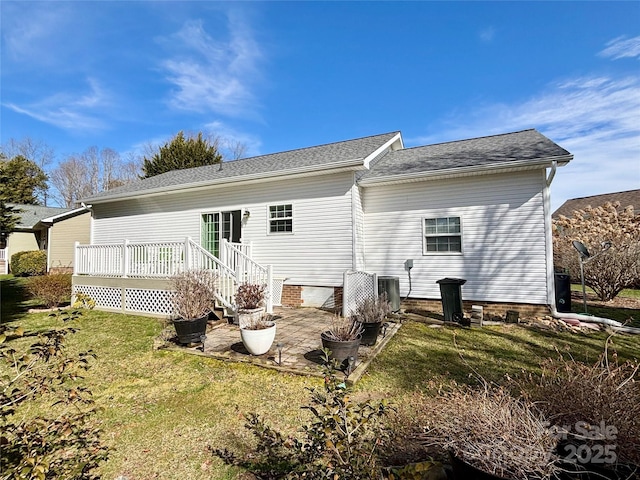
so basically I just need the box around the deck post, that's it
[122,239,129,278]
[73,241,79,275]
[266,264,274,314]
[184,237,191,271]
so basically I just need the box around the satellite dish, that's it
[572,240,591,259]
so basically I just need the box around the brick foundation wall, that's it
[280,284,549,320]
[401,298,550,320]
[281,285,303,307]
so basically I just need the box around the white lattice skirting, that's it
[73,277,175,317]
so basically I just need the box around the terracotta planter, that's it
[320,332,361,370]
[240,321,276,355]
[172,315,208,345]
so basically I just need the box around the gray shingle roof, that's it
[83,132,400,203]
[553,189,640,219]
[9,204,71,229]
[360,129,571,182]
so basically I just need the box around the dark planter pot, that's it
[450,452,512,480]
[320,332,361,370]
[360,321,383,346]
[173,315,208,345]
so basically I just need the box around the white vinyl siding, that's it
[91,172,356,286]
[362,170,549,305]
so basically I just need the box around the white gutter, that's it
[87,158,367,205]
[358,154,573,186]
[544,161,639,334]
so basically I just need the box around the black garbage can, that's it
[554,273,571,313]
[436,278,467,322]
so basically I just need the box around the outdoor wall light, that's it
[243,210,251,220]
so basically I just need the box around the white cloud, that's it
[4,78,109,131]
[599,35,640,60]
[160,13,264,117]
[479,26,495,43]
[1,2,72,66]
[203,120,263,158]
[409,75,640,212]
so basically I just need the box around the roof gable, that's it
[9,204,71,229]
[359,129,571,184]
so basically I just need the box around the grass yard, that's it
[1,276,639,479]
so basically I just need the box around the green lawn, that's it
[1,276,639,479]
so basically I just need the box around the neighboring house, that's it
[2,204,90,274]
[552,189,640,219]
[76,129,572,318]
[35,207,92,273]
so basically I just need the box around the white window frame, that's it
[422,215,463,255]
[267,203,294,235]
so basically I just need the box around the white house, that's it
[74,129,571,318]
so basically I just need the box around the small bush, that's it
[235,283,267,310]
[350,292,391,324]
[26,273,72,308]
[212,350,392,478]
[11,250,47,276]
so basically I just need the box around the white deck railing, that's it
[74,238,273,313]
[0,248,7,275]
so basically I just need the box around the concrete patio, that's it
[162,306,403,383]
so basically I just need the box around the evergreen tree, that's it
[141,131,223,179]
[0,155,48,205]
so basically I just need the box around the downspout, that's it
[544,161,639,334]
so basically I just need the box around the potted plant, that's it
[240,313,277,356]
[350,292,391,346]
[169,269,218,345]
[235,283,267,327]
[320,315,363,371]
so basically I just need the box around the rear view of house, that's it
[74,129,571,318]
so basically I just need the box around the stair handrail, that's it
[222,239,273,313]
[186,238,237,310]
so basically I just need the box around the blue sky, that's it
[1,1,639,211]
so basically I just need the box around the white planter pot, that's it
[240,322,276,356]
[236,307,265,328]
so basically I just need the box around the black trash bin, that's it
[436,277,467,322]
[554,273,571,313]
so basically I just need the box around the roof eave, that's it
[87,158,367,204]
[358,154,573,187]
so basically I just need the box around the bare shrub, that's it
[324,314,363,341]
[350,292,391,324]
[235,283,266,310]
[519,347,640,465]
[414,386,558,479]
[241,313,275,331]
[169,269,218,320]
[553,201,640,300]
[26,273,72,308]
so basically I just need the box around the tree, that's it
[0,200,20,248]
[553,201,640,301]
[2,137,55,205]
[50,147,141,207]
[142,131,223,178]
[0,155,49,205]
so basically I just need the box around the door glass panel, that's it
[202,213,220,257]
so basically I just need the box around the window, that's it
[269,204,293,233]
[423,216,462,253]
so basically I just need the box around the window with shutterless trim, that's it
[268,204,293,233]
[423,216,462,253]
